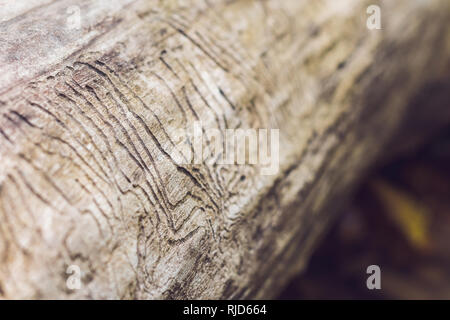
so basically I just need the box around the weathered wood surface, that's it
[0,0,449,299]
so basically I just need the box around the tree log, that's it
[0,0,449,299]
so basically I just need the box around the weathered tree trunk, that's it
[0,0,449,299]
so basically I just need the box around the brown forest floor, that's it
[279,127,450,299]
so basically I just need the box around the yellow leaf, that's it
[371,179,430,250]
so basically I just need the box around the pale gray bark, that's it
[0,0,449,299]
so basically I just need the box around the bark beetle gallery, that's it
[0,0,449,299]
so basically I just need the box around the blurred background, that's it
[279,126,450,299]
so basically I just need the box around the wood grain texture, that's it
[0,0,449,299]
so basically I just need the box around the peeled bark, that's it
[0,0,449,299]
